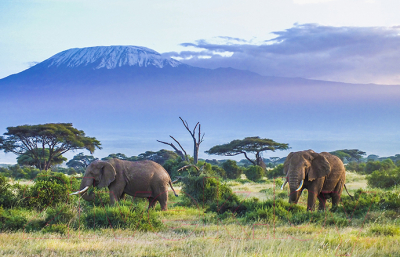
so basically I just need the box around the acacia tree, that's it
[330,149,366,163]
[205,137,289,167]
[0,123,101,170]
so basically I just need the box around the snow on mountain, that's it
[44,45,183,69]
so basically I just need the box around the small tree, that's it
[222,160,242,179]
[137,149,180,165]
[66,152,97,173]
[0,123,101,170]
[205,137,289,167]
[244,165,264,181]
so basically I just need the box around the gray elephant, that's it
[70,158,178,210]
[281,150,346,211]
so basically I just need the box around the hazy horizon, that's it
[1,1,399,164]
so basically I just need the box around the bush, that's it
[0,208,43,231]
[346,162,366,173]
[42,224,68,234]
[222,160,242,179]
[163,158,191,178]
[367,168,400,189]
[0,175,16,208]
[45,204,76,225]
[380,159,396,171]
[211,165,227,179]
[365,160,381,174]
[83,205,163,231]
[23,172,71,209]
[244,165,265,181]
[266,164,284,179]
[181,174,239,207]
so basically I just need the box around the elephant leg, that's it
[148,197,157,209]
[157,191,168,211]
[331,180,345,208]
[109,191,119,205]
[108,185,125,206]
[318,193,327,210]
[307,190,318,211]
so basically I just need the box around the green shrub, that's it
[0,175,16,208]
[42,224,68,234]
[211,165,227,179]
[0,208,31,231]
[380,159,396,171]
[346,162,366,173]
[366,168,400,189]
[0,165,40,180]
[45,204,76,225]
[244,165,265,181]
[369,225,400,236]
[266,164,284,179]
[83,205,163,231]
[365,160,381,174]
[181,174,239,208]
[25,180,69,209]
[222,160,242,179]
[163,158,191,177]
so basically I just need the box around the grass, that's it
[1,174,400,256]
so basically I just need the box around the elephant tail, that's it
[169,179,179,197]
[344,184,353,200]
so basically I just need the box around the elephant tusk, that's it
[295,180,304,192]
[70,186,89,195]
[281,179,288,190]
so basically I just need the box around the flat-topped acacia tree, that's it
[0,123,101,170]
[205,136,289,167]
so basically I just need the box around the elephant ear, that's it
[283,152,294,175]
[97,161,116,188]
[308,153,331,181]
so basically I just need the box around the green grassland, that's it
[1,172,400,257]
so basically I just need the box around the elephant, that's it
[281,150,346,211]
[70,158,178,210]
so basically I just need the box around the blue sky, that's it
[1,0,400,83]
[1,0,400,163]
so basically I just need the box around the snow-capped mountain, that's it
[0,44,398,162]
[42,45,183,69]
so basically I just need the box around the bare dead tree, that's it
[157,117,204,165]
[179,117,204,165]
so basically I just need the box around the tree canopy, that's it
[205,137,289,167]
[17,148,67,168]
[330,149,366,162]
[66,152,98,172]
[101,149,180,165]
[0,123,101,170]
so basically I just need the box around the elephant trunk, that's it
[288,171,302,204]
[79,177,95,201]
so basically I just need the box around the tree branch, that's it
[157,139,188,162]
[243,152,256,165]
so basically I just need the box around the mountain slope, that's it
[43,45,183,69]
[0,45,399,161]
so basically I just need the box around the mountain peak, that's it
[43,45,183,69]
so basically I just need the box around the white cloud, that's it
[167,24,400,84]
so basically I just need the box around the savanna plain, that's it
[1,168,399,257]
